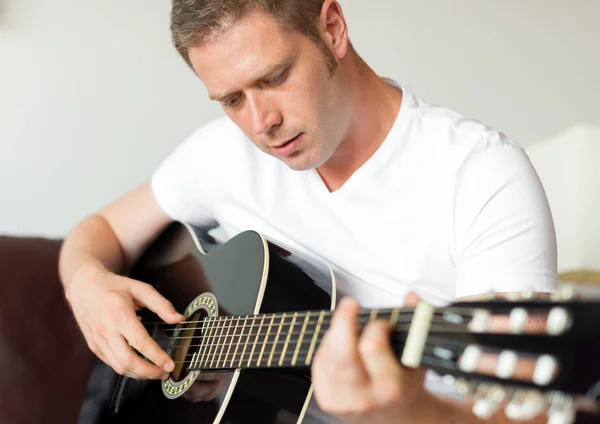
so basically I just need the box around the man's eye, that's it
[223,96,242,109]
[265,70,288,86]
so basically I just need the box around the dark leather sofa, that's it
[0,236,94,424]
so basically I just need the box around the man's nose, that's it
[248,93,282,136]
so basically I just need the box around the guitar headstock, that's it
[422,290,600,421]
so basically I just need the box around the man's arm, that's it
[59,181,185,380]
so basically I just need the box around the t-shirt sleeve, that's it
[453,136,557,299]
[151,125,220,231]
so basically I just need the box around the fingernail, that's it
[164,361,175,372]
[161,373,169,380]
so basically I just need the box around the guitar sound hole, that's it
[170,310,206,383]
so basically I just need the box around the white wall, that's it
[526,126,600,272]
[1,0,599,238]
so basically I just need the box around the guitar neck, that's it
[186,305,465,372]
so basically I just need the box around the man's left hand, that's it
[311,292,430,423]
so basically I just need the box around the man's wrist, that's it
[64,259,108,297]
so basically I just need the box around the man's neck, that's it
[317,64,403,192]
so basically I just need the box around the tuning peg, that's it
[441,374,456,387]
[506,292,520,301]
[509,308,529,334]
[551,286,576,302]
[472,384,507,419]
[453,378,475,396]
[483,290,498,300]
[533,354,559,386]
[458,345,482,373]
[546,392,575,424]
[546,307,571,335]
[505,390,546,420]
[468,310,490,332]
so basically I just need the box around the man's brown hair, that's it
[170,0,337,73]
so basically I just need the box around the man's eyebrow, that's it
[209,57,296,101]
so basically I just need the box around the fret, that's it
[257,314,275,367]
[292,311,310,366]
[268,313,286,367]
[245,315,262,368]
[222,316,236,369]
[230,316,247,368]
[279,312,298,366]
[209,317,228,368]
[305,310,326,366]
[193,320,210,369]
[198,318,218,369]
[189,351,199,371]
[390,308,401,326]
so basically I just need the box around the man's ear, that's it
[318,0,349,59]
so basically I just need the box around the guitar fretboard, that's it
[187,308,409,371]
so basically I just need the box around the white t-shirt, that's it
[151,85,557,422]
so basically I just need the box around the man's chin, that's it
[275,151,319,171]
[285,157,324,172]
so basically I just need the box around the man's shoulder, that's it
[406,89,521,152]
[396,88,530,185]
[415,101,517,146]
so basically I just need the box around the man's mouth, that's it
[271,133,303,157]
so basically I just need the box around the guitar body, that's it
[99,223,336,424]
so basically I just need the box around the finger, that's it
[359,320,403,384]
[129,281,185,324]
[404,291,421,307]
[312,297,371,413]
[88,331,115,369]
[121,311,176,373]
[109,335,169,380]
[320,297,369,385]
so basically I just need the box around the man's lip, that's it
[271,133,302,156]
[272,133,302,148]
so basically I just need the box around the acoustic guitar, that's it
[91,222,600,424]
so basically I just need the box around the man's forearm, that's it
[59,214,126,291]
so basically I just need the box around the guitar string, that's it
[141,306,481,328]
[160,331,469,365]
[146,311,477,342]
[156,326,471,354]
[149,321,475,344]
[170,335,415,364]
[165,340,459,367]
[142,310,477,336]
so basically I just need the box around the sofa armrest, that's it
[0,236,95,424]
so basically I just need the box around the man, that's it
[59,0,557,423]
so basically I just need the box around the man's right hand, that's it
[66,264,185,380]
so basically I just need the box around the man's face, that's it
[189,11,352,171]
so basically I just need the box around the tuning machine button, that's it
[547,392,575,424]
[458,345,481,372]
[551,286,576,302]
[468,310,490,333]
[505,390,546,420]
[509,308,528,334]
[472,384,506,419]
[546,307,572,335]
